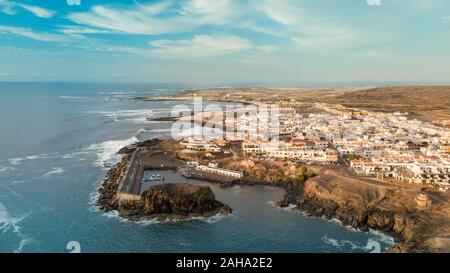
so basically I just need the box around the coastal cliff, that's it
[279,173,450,253]
[180,147,450,253]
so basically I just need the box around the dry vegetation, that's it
[151,85,450,125]
[325,86,450,123]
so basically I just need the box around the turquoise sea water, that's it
[0,82,394,253]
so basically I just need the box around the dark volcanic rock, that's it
[141,183,231,216]
[366,210,395,232]
[276,199,290,208]
[110,183,232,221]
[117,138,162,154]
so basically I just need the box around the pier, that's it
[116,147,178,200]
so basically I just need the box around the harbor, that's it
[116,146,178,200]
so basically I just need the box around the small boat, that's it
[148,174,165,182]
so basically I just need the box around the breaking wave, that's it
[0,202,32,253]
[7,153,60,166]
[101,209,228,225]
[85,136,138,168]
[86,109,154,123]
[267,201,297,211]
[0,166,14,174]
[43,167,65,178]
[322,236,364,250]
[59,96,87,100]
[369,229,395,246]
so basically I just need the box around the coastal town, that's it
[171,101,450,192]
[98,86,450,253]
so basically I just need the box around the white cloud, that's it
[252,0,369,52]
[67,2,181,35]
[0,25,65,41]
[0,0,385,56]
[149,35,252,57]
[181,0,231,15]
[66,1,240,35]
[442,16,450,22]
[0,0,15,15]
[67,34,252,58]
[57,25,116,35]
[257,45,277,52]
[367,0,382,6]
[291,26,357,51]
[66,0,81,6]
[17,3,55,18]
[0,1,55,18]
[255,0,302,25]
[68,0,236,35]
[74,43,149,55]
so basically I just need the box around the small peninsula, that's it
[98,139,232,221]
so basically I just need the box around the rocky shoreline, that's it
[97,143,232,222]
[276,176,450,253]
[97,138,449,253]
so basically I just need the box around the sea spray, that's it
[0,202,32,253]
[85,136,139,168]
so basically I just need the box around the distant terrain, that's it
[149,85,450,126]
[326,86,450,123]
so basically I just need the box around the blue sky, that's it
[0,0,450,84]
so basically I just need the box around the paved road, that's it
[120,148,143,195]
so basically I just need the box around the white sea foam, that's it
[282,204,297,211]
[61,151,91,159]
[8,158,24,165]
[322,229,394,252]
[146,128,172,133]
[7,153,59,165]
[87,109,153,120]
[201,213,228,224]
[43,167,65,177]
[87,109,157,124]
[101,209,228,225]
[99,91,137,95]
[0,166,14,174]
[322,236,362,250]
[88,191,100,212]
[10,180,26,185]
[25,153,56,160]
[85,136,138,168]
[86,134,140,214]
[135,218,160,225]
[102,210,120,219]
[102,210,137,224]
[369,229,395,246]
[0,202,32,253]
[267,201,297,211]
[136,128,147,134]
[124,117,153,124]
[59,96,86,100]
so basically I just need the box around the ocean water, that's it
[0,82,394,253]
